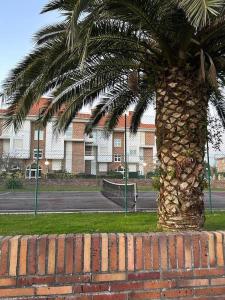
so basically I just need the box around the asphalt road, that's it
[0,191,224,213]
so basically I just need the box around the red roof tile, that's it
[0,97,155,130]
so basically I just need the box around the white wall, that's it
[45,122,64,159]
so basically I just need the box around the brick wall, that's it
[72,142,85,174]
[145,132,155,145]
[1,232,225,299]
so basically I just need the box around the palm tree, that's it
[3,0,225,231]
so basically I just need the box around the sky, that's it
[0,1,224,162]
[0,0,61,85]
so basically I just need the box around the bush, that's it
[151,176,160,191]
[4,172,23,189]
[128,171,140,179]
[107,171,123,179]
[47,171,76,179]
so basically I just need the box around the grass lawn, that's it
[0,211,224,236]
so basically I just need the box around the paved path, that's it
[0,191,224,213]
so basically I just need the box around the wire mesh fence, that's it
[0,140,225,213]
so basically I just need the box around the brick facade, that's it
[145,132,155,145]
[72,142,85,173]
[73,122,86,140]
[1,232,225,299]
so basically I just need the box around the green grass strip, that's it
[0,212,224,236]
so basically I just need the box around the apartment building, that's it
[216,157,225,180]
[0,97,156,178]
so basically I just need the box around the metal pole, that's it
[206,137,213,213]
[124,114,128,214]
[34,111,40,216]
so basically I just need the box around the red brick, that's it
[129,291,160,299]
[211,277,225,285]
[160,236,167,270]
[0,288,34,297]
[152,235,159,270]
[75,235,83,273]
[200,233,208,268]
[176,235,184,269]
[0,237,9,275]
[128,271,160,281]
[215,232,224,266]
[118,234,125,272]
[17,275,56,286]
[0,278,16,287]
[207,232,216,267]
[36,285,72,296]
[193,234,200,268]
[127,234,134,271]
[47,235,56,274]
[162,270,193,279]
[177,279,209,287]
[168,235,176,269]
[184,234,192,269]
[92,235,101,273]
[194,267,225,277]
[93,295,127,300]
[56,274,91,284]
[162,288,193,298]
[93,273,126,282]
[111,281,143,291]
[28,237,37,275]
[83,234,91,273]
[65,235,74,274]
[144,280,175,289]
[109,234,117,272]
[195,287,225,296]
[143,236,151,270]
[63,296,92,300]
[57,235,65,273]
[135,236,143,270]
[37,236,47,275]
[78,283,110,293]
[9,236,19,276]
[19,237,28,275]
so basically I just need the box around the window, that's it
[114,154,122,162]
[114,138,121,147]
[26,164,42,179]
[33,149,43,159]
[34,130,44,141]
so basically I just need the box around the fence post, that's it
[34,110,40,216]
[124,114,128,214]
[206,138,213,213]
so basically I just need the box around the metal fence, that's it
[0,144,225,214]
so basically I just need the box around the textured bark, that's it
[156,68,208,231]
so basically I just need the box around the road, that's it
[0,191,224,213]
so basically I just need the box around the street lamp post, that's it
[45,160,49,179]
[143,162,147,179]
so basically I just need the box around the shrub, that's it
[151,176,160,191]
[107,171,123,179]
[4,172,23,189]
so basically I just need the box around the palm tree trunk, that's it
[156,68,208,231]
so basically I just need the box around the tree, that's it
[3,0,225,230]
